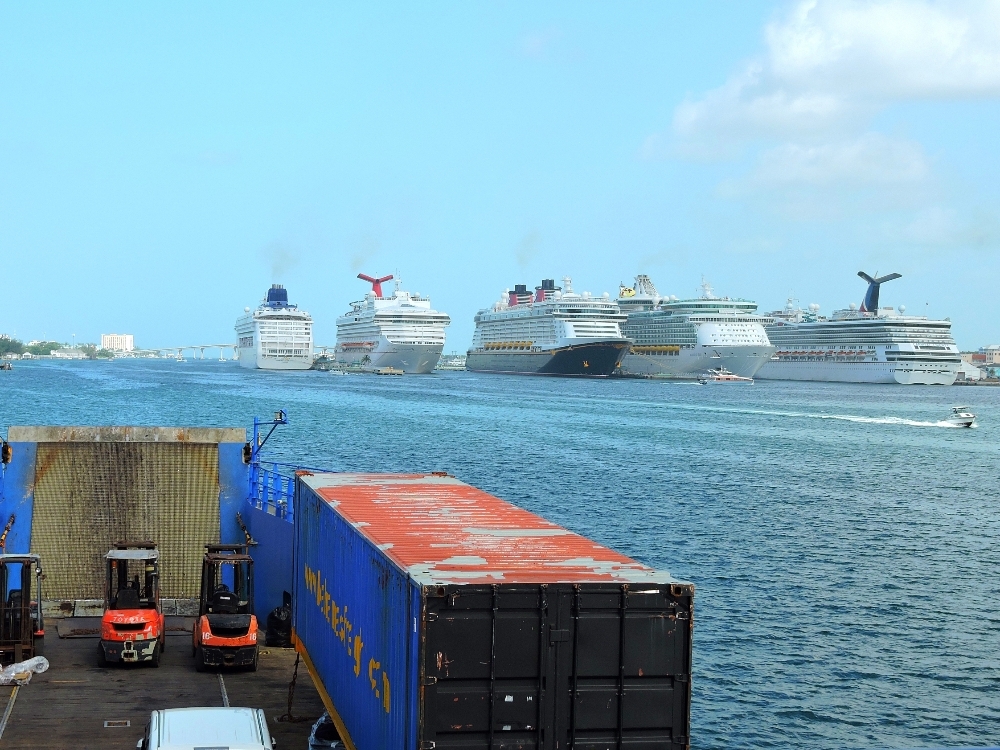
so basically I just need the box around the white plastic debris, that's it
[0,656,49,685]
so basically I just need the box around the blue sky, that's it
[1,1,998,350]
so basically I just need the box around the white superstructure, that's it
[466,277,630,376]
[618,276,775,379]
[756,272,960,385]
[235,284,313,370]
[336,274,450,374]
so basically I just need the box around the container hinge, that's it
[674,736,689,745]
[675,674,689,682]
[423,676,438,686]
[420,742,437,749]
[549,628,570,644]
[426,612,438,622]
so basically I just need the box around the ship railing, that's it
[250,460,335,521]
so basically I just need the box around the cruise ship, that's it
[235,284,313,370]
[335,274,450,374]
[756,272,960,385]
[466,277,629,376]
[618,275,775,378]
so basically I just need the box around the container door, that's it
[422,585,554,750]
[554,584,692,750]
[420,582,692,750]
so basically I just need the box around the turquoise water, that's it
[3,359,999,749]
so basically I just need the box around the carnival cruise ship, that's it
[466,277,629,376]
[756,272,960,385]
[618,275,775,378]
[235,284,313,370]
[335,274,450,374]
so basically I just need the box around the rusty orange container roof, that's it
[300,472,682,586]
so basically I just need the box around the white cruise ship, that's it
[618,276,775,378]
[235,284,313,370]
[466,277,629,376]
[756,272,960,385]
[335,274,450,374]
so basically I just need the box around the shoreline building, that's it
[101,334,135,352]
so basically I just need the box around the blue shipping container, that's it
[293,473,693,750]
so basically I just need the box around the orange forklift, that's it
[98,541,165,667]
[0,553,45,664]
[192,544,258,671]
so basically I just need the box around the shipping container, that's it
[293,473,693,750]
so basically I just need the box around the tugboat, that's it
[946,405,976,428]
[702,367,753,383]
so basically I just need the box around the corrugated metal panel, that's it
[294,474,693,750]
[30,442,220,599]
[293,480,419,750]
[300,473,677,585]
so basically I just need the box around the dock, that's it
[0,623,325,748]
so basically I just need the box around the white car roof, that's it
[153,707,270,749]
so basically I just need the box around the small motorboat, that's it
[946,406,976,428]
[0,362,12,371]
[702,367,753,383]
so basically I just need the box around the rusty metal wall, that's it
[30,442,221,599]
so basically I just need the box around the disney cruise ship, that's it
[756,272,960,385]
[235,284,313,370]
[335,274,450,374]
[618,275,775,378]
[466,277,629,376]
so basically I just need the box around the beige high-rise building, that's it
[101,333,134,352]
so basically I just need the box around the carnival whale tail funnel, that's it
[858,271,901,312]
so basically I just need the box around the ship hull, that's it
[238,347,312,371]
[755,359,959,385]
[337,340,444,374]
[466,341,628,377]
[620,345,775,379]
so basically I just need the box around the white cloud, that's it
[767,0,1000,98]
[743,133,929,187]
[672,0,1000,145]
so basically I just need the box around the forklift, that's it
[98,541,165,667]
[0,554,44,665]
[192,544,258,671]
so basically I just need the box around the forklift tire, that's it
[247,649,258,673]
[160,634,165,652]
[151,643,161,668]
[194,646,205,672]
[97,644,108,668]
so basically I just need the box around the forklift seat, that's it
[116,588,141,609]
[211,587,240,615]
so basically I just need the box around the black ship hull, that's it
[466,341,628,377]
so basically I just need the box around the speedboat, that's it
[946,406,976,428]
[702,367,753,383]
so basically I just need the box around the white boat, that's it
[235,285,314,370]
[946,406,976,427]
[335,274,450,374]
[701,367,753,383]
[756,272,961,385]
[466,277,629,376]
[618,276,775,379]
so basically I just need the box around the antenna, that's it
[357,273,394,298]
[857,271,901,312]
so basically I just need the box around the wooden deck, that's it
[0,620,327,749]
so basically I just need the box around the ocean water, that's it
[2,359,999,750]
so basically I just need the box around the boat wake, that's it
[663,400,974,428]
[808,414,967,428]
